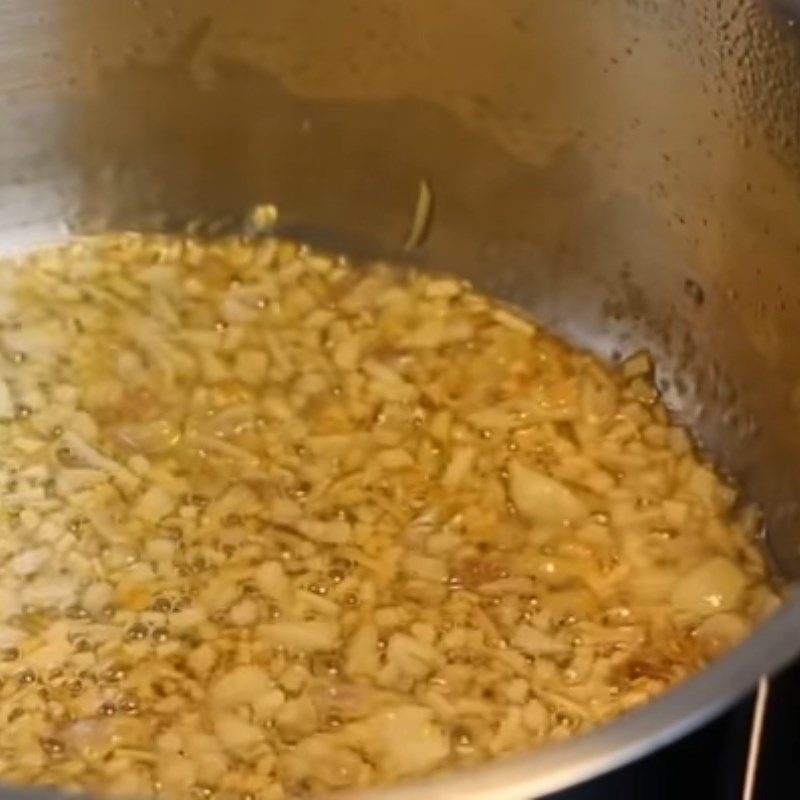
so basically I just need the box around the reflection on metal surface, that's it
[0,0,798,798]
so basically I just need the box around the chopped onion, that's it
[508,459,588,526]
[671,557,747,617]
[0,231,774,799]
[366,706,449,777]
[262,620,340,652]
[0,379,13,419]
[210,666,273,709]
[512,624,569,656]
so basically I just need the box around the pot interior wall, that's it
[1,0,800,578]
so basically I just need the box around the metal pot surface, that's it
[1,1,800,798]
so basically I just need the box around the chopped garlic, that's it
[671,557,747,617]
[187,643,218,678]
[82,581,113,616]
[442,446,476,489]
[512,625,569,656]
[229,598,259,626]
[367,706,450,777]
[10,547,51,577]
[0,379,13,419]
[255,561,291,604]
[262,620,339,652]
[135,485,176,523]
[210,666,273,708]
[214,714,264,755]
[333,337,361,371]
[0,232,772,800]
[234,350,269,386]
[508,459,588,525]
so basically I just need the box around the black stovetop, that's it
[547,658,800,799]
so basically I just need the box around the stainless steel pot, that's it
[2,1,800,798]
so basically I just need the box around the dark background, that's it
[547,659,800,799]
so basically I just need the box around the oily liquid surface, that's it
[0,234,776,799]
